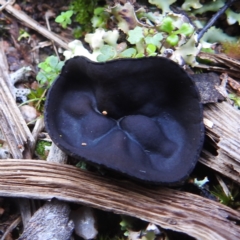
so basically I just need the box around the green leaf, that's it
[146,44,156,54]
[145,33,163,47]
[174,23,194,36]
[37,55,63,87]
[55,16,64,23]
[119,48,136,58]
[48,56,59,68]
[127,26,144,44]
[97,54,110,62]
[28,87,45,100]
[97,45,116,62]
[160,17,175,33]
[55,10,73,28]
[17,30,30,41]
[135,52,145,58]
[45,66,53,73]
[100,45,116,58]
[56,61,65,71]
[94,7,104,15]
[166,34,179,46]
[65,10,73,18]
[36,71,48,84]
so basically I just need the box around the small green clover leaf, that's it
[48,56,59,68]
[119,48,137,58]
[166,34,179,46]
[55,10,73,28]
[160,17,175,33]
[146,44,157,56]
[173,23,194,36]
[97,45,117,62]
[135,52,145,58]
[36,71,48,84]
[127,26,144,44]
[145,33,163,48]
[37,56,64,86]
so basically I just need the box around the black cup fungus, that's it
[45,56,204,185]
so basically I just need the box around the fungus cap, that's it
[45,56,204,185]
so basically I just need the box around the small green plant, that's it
[35,140,52,160]
[55,10,74,29]
[120,216,135,237]
[159,17,194,46]
[229,93,240,108]
[91,7,109,29]
[27,87,46,112]
[36,56,64,87]
[32,56,64,113]
[76,161,88,170]
[211,185,239,207]
[70,0,100,36]
[18,29,30,41]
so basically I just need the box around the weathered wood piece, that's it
[47,143,68,164]
[0,40,35,229]
[19,143,74,239]
[0,0,69,50]
[197,52,240,78]
[201,102,240,184]
[19,199,74,240]
[0,159,240,240]
[0,41,35,158]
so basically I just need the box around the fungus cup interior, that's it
[45,56,204,185]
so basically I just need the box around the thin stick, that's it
[197,0,236,42]
[0,0,14,12]
[0,216,21,240]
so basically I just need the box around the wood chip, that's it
[203,118,214,128]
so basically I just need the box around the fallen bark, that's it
[0,41,35,158]
[19,143,74,239]
[0,159,240,240]
[201,101,240,184]
[19,199,74,240]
